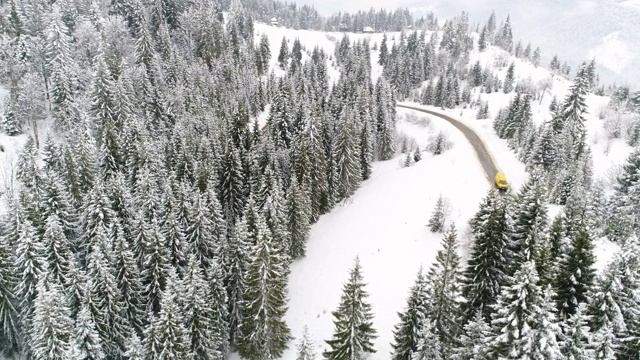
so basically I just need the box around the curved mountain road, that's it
[397,103,500,186]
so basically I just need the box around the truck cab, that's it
[495,172,508,192]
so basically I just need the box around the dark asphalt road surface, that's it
[397,103,500,186]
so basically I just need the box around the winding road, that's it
[397,103,500,186]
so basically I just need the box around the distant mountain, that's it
[295,0,640,88]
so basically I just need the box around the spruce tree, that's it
[461,190,511,321]
[555,218,596,319]
[332,108,362,201]
[412,321,443,360]
[0,227,20,356]
[74,305,106,360]
[503,62,515,93]
[286,177,311,259]
[183,254,225,360]
[390,268,429,360]
[30,277,77,360]
[112,224,144,332]
[323,257,377,360]
[143,268,192,360]
[425,224,464,357]
[224,219,249,349]
[296,325,317,360]
[587,265,627,356]
[238,219,291,359]
[487,262,563,359]
[185,191,218,269]
[451,312,491,360]
[428,195,448,233]
[561,303,594,360]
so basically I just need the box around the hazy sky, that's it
[293,0,640,88]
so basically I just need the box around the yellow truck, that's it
[495,172,509,192]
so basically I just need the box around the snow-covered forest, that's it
[0,0,639,359]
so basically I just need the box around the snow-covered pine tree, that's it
[74,305,106,360]
[503,62,515,93]
[86,239,132,358]
[486,262,563,359]
[586,264,627,357]
[0,227,20,356]
[324,257,377,359]
[277,36,289,69]
[332,107,362,201]
[450,312,491,360]
[286,177,311,259]
[411,321,443,360]
[390,267,429,360]
[296,325,317,360]
[1,99,22,135]
[428,194,448,233]
[561,303,595,360]
[237,218,291,359]
[183,254,225,360]
[112,222,144,333]
[42,214,75,289]
[219,146,245,225]
[224,213,250,349]
[424,224,464,357]
[375,76,396,160]
[30,276,77,360]
[461,190,511,321]
[143,268,192,359]
[554,215,596,319]
[185,191,218,269]
[508,172,549,274]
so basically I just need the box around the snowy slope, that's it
[281,111,487,358]
[248,20,626,358]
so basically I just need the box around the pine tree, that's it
[42,214,75,288]
[555,219,596,319]
[185,191,218,269]
[461,191,511,321]
[86,238,132,358]
[323,257,377,360]
[451,312,491,360]
[31,277,77,360]
[487,262,563,359]
[587,265,627,357]
[183,254,225,360]
[508,173,549,274]
[390,268,429,360]
[286,177,311,259]
[112,224,144,332]
[296,325,317,360]
[219,146,245,225]
[143,268,192,360]
[425,224,464,357]
[277,36,289,69]
[0,227,20,356]
[561,303,594,360]
[428,194,448,233]
[224,219,249,349]
[1,99,22,135]
[378,33,388,65]
[412,321,443,360]
[238,219,291,359]
[332,108,362,201]
[503,62,515,93]
[74,305,106,360]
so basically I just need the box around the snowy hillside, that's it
[247,20,626,357]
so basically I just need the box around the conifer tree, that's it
[86,239,132,358]
[487,262,563,359]
[74,305,106,360]
[183,254,226,360]
[278,37,289,69]
[238,219,291,359]
[324,257,377,359]
[390,268,429,360]
[225,219,249,349]
[112,224,144,332]
[143,268,192,360]
[587,265,627,356]
[42,214,75,288]
[286,177,311,259]
[219,146,245,225]
[503,62,515,93]
[451,312,491,360]
[561,303,594,360]
[555,218,596,319]
[461,190,511,321]
[509,173,549,274]
[333,108,362,201]
[140,217,170,316]
[31,277,77,360]
[185,191,218,269]
[379,33,388,66]
[425,224,464,357]
[0,229,19,356]
[412,321,443,360]
[428,195,448,233]
[297,325,317,360]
